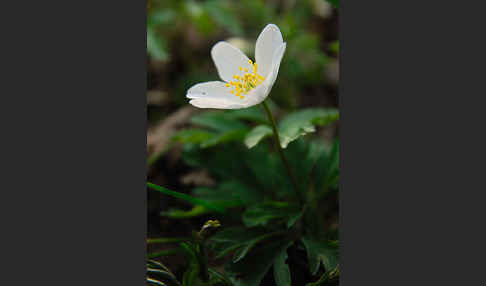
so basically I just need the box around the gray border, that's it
[1,0,146,284]
[342,0,486,285]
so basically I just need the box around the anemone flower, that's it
[187,24,286,109]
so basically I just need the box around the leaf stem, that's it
[147,182,225,213]
[261,101,301,203]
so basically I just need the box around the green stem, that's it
[147,182,224,213]
[261,101,301,202]
[197,240,210,282]
[147,237,188,244]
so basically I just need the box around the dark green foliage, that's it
[152,104,339,285]
[302,236,339,275]
[225,239,294,286]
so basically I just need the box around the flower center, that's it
[225,59,265,99]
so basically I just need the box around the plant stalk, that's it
[197,241,210,282]
[261,101,301,202]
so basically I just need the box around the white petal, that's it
[243,81,270,107]
[211,41,253,83]
[232,43,286,109]
[255,24,284,78]
[189,98,245,109]
[266,43,286,89]
[186,81,246,109]
[186,81,233,100]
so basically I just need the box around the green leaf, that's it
[161,205,211,218]
[190,111,246,132]
[274,245,291,286]
[148,10,176,27]
[227,106,268,123]
[147,27,169,61]
[243,145,294,198]
[286,138,325,192]
[301,236,339,275]
[180,242,201,286]
[306,265,339,286]
[147,237,189,244]
[203,0,243,35]
[226,238,294,286]
[287,208,304,228]
[232,230,286,263]
[171,129,215,144]
[209,268,234,286]
[181,143,262,187]
[325,139,339,192]
[147,269,181,286]
[278,108,339,148]
[326,0,338,9]
[148,249,180,259]
[210,227,287,265]
[313,139,339,196]
[244,125,273,148]
[200,128,248,148]
[147,259,170,270]
[147,260,181,286]
[147,277,168,286]
[329,41,339,55]
[147,182,225,213]
[192,181,261,212]
[242,202,302,228]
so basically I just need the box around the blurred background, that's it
[147,0,339,283]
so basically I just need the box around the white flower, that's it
[187,24,286,109]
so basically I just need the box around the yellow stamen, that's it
[225,59,265,99]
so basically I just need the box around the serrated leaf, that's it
[243,145,294,198]
[302,236,339,275]
[192,181,261,211]
[210,227,269,259]
[305,265,339,286]
[244,125,273,148]
[209,268,234,286]
[242,202,302,227]
[232,230,285,263]
[274,245,291,286]
[278,108,339,148]
[226,239,294,286]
